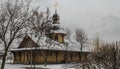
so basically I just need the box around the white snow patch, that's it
[3,63,77,69]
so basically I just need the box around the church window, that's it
[28,41,32,47]
[55,35,58,41]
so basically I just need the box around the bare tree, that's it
[90,42,120,69]
[93,35,101,52]
[73,42,120,69]
[64,27,71,41]
[28,7,51,43]
[0,0,32,69]
[28,7,53,67]
[74,28,88,69]
[74,28,88,52]
[29,7,64,67]
[64,28,73,64]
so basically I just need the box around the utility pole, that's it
[65,42,68,65]
[29,41,32,68]
[31,46,32,68]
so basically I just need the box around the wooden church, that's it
[10,10,89,64]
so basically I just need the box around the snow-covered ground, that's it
[4,63,76,69]
[0,60,78,69]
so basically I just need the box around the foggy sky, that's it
[2,0,120,42]
[31,0,120,42]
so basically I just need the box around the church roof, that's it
[9,45,89,54]
[9,34,90,52]
[50,29,66,34]
[18,34,38,48]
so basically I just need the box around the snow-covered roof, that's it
[7,31,90,52]
[9,46,89,53]
[50,29,66,34]
[51,24,62,28]
[6,22,89,52]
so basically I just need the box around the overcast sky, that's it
[1,0,119,42]
[31,0,120,42]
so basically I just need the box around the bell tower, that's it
[45,2,66,43]
[48,10,66,43]
[52,10,59,24]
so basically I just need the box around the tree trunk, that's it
[113,50,117,69]
[1,50,8,69]
[80,44,84,69]
[80,43,83,62]
[80,44,83,52]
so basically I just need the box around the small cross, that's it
[54,2,58,10]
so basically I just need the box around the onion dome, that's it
[52,10,60,23]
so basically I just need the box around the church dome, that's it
[52,10,60,22]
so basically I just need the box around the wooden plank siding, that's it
[11,50,89,64]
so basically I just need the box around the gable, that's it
[18,35,38,48]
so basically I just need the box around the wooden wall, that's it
[50,33,65,43]
[12,50,89,64]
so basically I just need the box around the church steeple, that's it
[52,10,60,24]
[52,2,60,24]
[46,2,66,43]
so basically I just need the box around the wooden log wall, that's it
[12,50,88,64]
